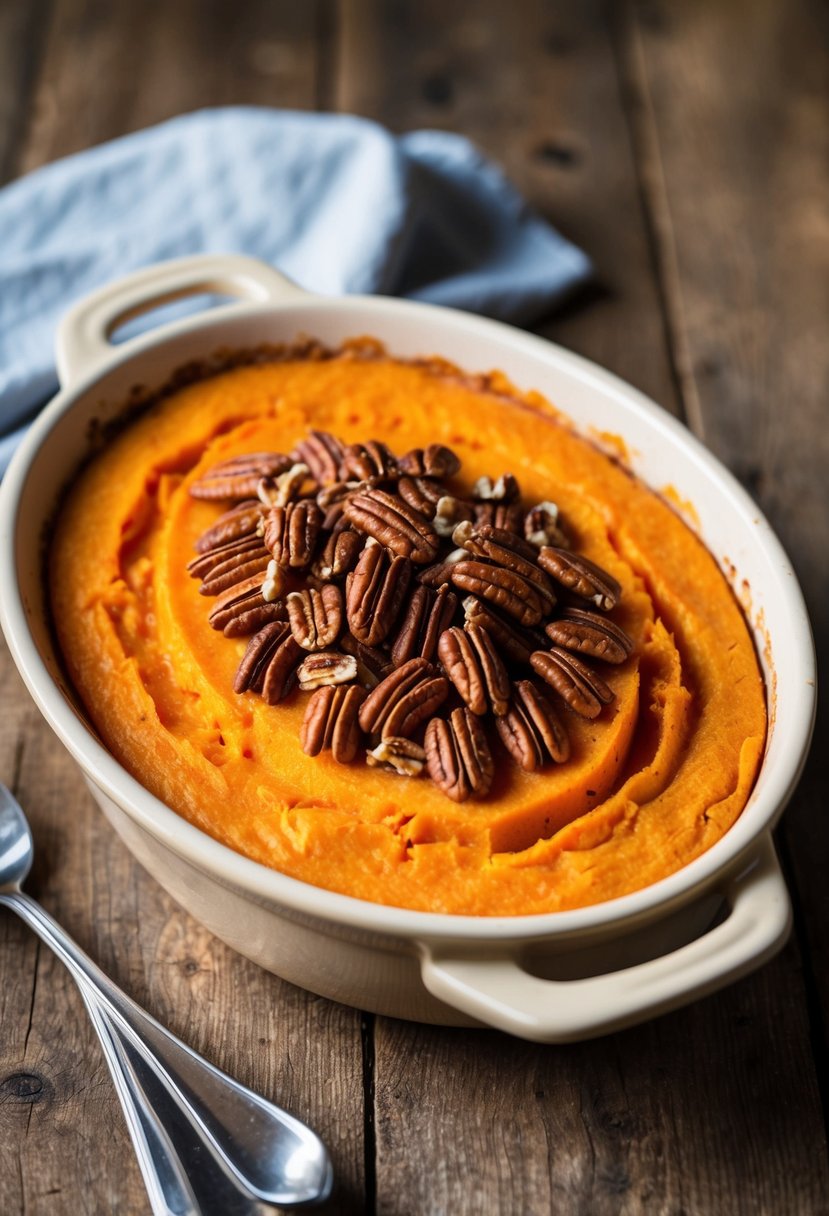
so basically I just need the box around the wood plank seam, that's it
[611,2,707,441]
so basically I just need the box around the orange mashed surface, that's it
[50,346,766,915]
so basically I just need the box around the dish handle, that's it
[419,834,790,1042]
[55,254,308,387]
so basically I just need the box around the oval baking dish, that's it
[0,254,815,1042]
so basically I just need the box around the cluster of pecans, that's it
[186,431,634,802]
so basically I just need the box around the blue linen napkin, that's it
[0,107,591,474]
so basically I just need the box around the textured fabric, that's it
[0,107,591,472]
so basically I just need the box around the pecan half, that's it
[344,488,440,564]
[397,476,442,520]
[462,596,547,666]
[398,444,461,478]
[358,658,449,739]
[537,547,620,610]
[450,560,545,627]
[341,440,398,481]
[311,527,363,582]
[345,545,412,646]
[545,608,633,664]
[191,537,272,597]
[524,502,567,550]
[188,533,266,582]
[190,452,293,500]
[496,680,570,770]
[366,736,426,776]
[424,708,494,802]
[301,684,367,763]
[438,625,511,716]
[453,521,555,608]
[208,573,289,636]
[530,647,615,718]
[473,501,523,534]
[263,500,324,570]
[390,583,458,666]
[291,430,347,484]
[297,651,358,690]
[287,584,343,650]
[194,499,265,553]
[234,623,302,703]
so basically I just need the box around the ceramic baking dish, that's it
[0,254,816,1042]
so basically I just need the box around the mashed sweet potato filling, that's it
[51,349,765,914]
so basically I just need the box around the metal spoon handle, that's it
[1,890,331,1211]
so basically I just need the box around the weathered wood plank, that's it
[16,0,322,176]
[0,0,51,185]
[0,2,366,1213]
[338,1,829,1213]
[625,0,829,1051]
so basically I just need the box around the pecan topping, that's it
[366,737,426,776]
[545,608,633,664]
[194,500,265,553]
[438,625,510,716]
[530,648,615,719]
[311,527,363,582]
[525,501,567,549]
[208,574,288,636]
[301,684,367,763]
[462,596,547,666]
[297,651,358,690]
[190,452,293,500]
[190,425,631,800]
[264,500,324,570]
[450,560,545,627]
[398,444,461,478]
[397,476,442,520]
[453,521,555,607]
[358,658,449,739]
[234,623,302,703]
[537,547,620,610]
[287,585,343,650]
[424,708,494,802]
[341,440,398,481]
[390,583,458,667]
[291,430,347,484]
[473,473,520,503]
[345,545,412,646]
[473,501,523,534]
[344,488,440,564]
[496,681,570,770]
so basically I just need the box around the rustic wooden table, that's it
[2,1,828,1212]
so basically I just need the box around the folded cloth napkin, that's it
[0,107,590,473]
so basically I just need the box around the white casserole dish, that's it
[0,254,816,1042]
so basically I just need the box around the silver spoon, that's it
[0,783,333,1214]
